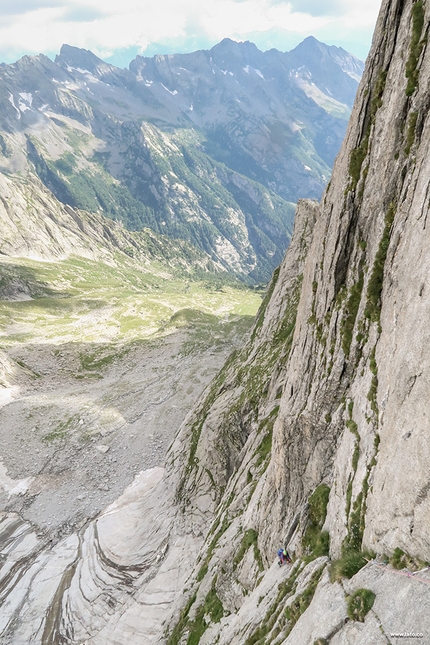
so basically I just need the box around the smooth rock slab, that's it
[330,613,388,645]
[0,533,79,644]
[283,569,347,645]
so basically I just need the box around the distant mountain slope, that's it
[0,38,363,281]
[0,169,214,276]
[127,37,363,196]
[287,36,364,107]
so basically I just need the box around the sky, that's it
[0,0,383,68]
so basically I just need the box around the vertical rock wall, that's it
[163,3,430,641]
[257,0,430,562]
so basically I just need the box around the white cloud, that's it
[0,0,382,64]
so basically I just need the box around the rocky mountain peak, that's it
[55,43,116,78]
[6,52,58,77]
[210,37,261,63]
[286,35,365,106]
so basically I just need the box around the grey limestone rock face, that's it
[241,0,430,565]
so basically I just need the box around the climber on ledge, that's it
[277,548,292,566]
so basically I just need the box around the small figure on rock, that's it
[283,548,292,564]
[277,548,292,566]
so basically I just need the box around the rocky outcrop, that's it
[261,0,430,562]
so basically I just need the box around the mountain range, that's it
[0,36,363,281]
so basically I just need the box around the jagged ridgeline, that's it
[0,37,362,281]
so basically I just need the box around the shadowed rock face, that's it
[0,38,362,282]
[4,2,430,642]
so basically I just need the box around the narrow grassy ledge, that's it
[344,492,364,553]
[364,202,396,325]
[367,347,379,417]
[186,582,224,645]
[359,433,380,530]
[337,424,380,580]
[302,485,331,560]
[233,529,264,572]
[196,515,231,581]
[349,143,369,192]
[405,0,426,96]
[348,69,387,192]
[250,267,280,342]
[254,430,273,469]
[405,111,419,155]
[167,580,224,645]
[341,271,364,355]
[345,401,360,521]
[166,593,197,645]
[344,438,378,567]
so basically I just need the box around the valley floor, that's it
[1,331,240,536]
[0,254,260,542]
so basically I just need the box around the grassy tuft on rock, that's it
[302,485,331,559]
[347,588,375,622]
[330,550,373,582]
